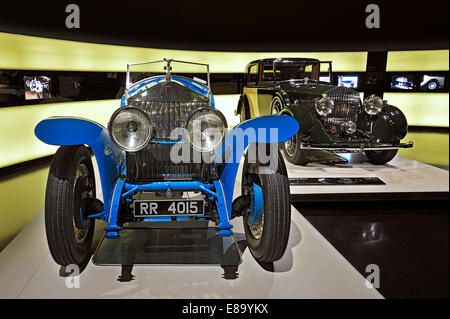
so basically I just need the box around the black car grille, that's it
[126,100,211,183]
[323,93,360,133]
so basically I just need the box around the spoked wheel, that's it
[270,97,282,115]
[45,145,96,266]
[242,147,291,263]
[364,149,398,165]
[282,131,308,165]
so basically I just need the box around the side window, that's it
[248,64,258,85]
[261,63,274,82]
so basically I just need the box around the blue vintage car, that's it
[35,59,298,266]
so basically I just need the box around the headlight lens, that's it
[344,121,357,134]
[108,107,152,152]
[315,96,334,116]
[186,107,227,152]
[364,95,384,115]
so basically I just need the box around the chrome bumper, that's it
[300,141,413,153]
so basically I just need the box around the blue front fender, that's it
[35,117,122,214]
[217,115,299,219]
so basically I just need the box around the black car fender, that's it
[280,103,331,143]
[235,94,250,116]
[359,104,408,143]
[277,90,291,107]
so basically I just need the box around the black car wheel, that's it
[364,149,398,165]
[271,97,283,115]
[242,148,291,263]
[282,131,308,165]
[45,145,96,266]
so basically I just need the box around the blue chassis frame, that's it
[35,76,299,239]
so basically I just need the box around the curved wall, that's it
[0,32,448,169]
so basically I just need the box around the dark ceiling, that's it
[1,0,448,51]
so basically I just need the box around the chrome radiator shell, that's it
[323,91,360,134]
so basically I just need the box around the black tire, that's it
[242,153,291,263]
[364,149,398,165]
[270,96,283,115]
[239,101,249,122]
[45,145,96,266]
[282,131,308,165]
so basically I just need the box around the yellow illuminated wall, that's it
[0,96,241,169]
[384,93,449,127]
[0,33,448,170]
[385,49,449,128]
[0,31,367,168]
[398,131,449,168]
[0,32,367,72]
[387,50,449,71]
[0,100,119,168]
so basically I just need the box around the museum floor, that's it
[0,130,448,298]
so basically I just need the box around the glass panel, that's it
[128,60,209,89]
[275,62,319,81]
[126,60,210,103]
[128,81,209,102]
[262,63,274,82]
[92,227,242,266]
[248,64,258,83]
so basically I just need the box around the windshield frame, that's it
[125,58,211,103]
[273,60,321,83]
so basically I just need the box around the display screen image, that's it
[420,75,445,90]
[59,76,85,97]
[337,75,358,88]
[24,76,51,100]
[390,75,415,90]
[319,76,330,83]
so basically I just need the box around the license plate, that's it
[133,200,205,217]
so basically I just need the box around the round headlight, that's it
[186,107,227,152]
[315,96,334,116]
[364,95,384,115]
[108,107,152,152]
[344,121,357,134]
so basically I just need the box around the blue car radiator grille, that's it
[126,100,211,183]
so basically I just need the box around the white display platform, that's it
[0,207,382,299]
[286,155,449,202]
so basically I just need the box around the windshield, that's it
[125,59,210,101]
[274,62,320,82]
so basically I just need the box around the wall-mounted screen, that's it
[390,75,415,90]
[420,75,445,91]
[59,76,86,97]
[24,76,51,100]
[338,75,358,88]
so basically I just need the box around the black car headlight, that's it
[315,96,334,116]
[364,95,384,115]
[186,107,227,152]
[108,107,153,152]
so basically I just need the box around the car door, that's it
[243,63,260,118]
[257,62,276,116]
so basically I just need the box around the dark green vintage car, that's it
[235,58,413,165]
